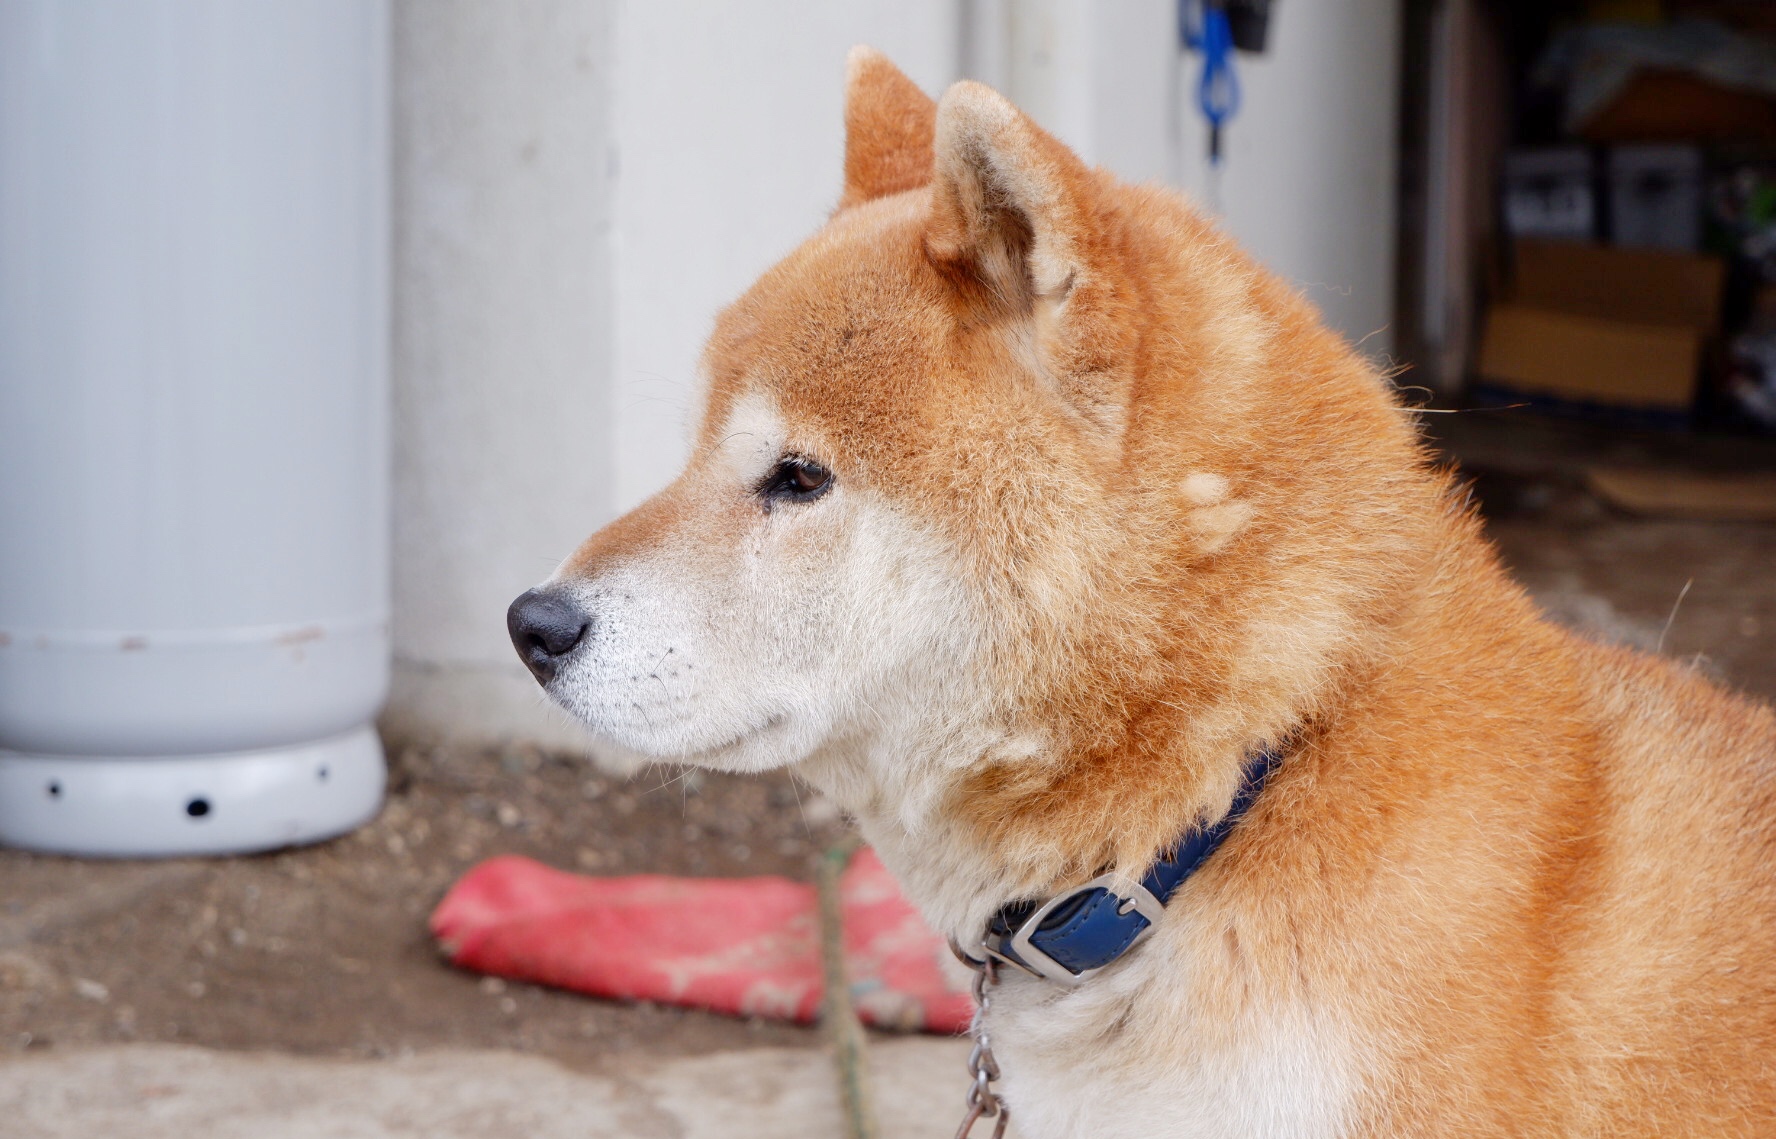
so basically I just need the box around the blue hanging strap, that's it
[1180,1,1241,165]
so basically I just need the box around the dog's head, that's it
[509,50,1428,830]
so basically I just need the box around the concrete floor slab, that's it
[0,1038,1000,1139]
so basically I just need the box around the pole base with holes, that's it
[0,728,384,858]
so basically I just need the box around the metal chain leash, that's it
[949,939,1011,1139]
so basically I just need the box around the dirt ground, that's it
[3,412,1775,1071]
[0,753,848,1067]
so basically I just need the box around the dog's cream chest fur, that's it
[977,917,1361,1139]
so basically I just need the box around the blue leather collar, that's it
[974,745,1281,985]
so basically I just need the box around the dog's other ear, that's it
[840,47,937,210]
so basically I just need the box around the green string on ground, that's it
[818,835,877,1139]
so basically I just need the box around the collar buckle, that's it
[973,742,1285,987]
[988,872,1167,987]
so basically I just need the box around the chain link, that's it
[949,939,1011,1139]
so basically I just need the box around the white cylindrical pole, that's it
[0,1,390,856]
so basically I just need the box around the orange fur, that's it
[536,49,1776,1136]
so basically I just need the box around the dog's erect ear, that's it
[925,81,1100,310]
[926,82,1129,435]
[840,47,937,210]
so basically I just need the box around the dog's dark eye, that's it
[760,457,834,503]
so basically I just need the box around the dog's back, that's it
[1561,645,1776,1131]
[1301,537,1776,1133]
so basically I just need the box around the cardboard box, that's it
[1509,240,1723,328]
[1477,240,1725,415]
[1479,305,1703,409]
[1579,69,1776,145]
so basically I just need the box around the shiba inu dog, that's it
[508,48,1776,1137]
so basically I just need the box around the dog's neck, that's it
[797,504,1446,942]
[799,695,1313,942]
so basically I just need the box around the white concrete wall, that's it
[1171,0,1403,354]
[608,3,957,512]
[972,0,1403,356]
[387,1,1402,752]
[389,1,616,749]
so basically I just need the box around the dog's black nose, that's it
[507,588,590,683]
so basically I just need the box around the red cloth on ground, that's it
[429,847,972,1034]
